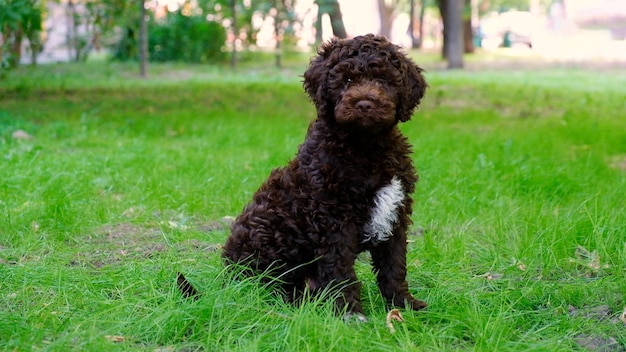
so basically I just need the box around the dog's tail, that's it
[176,272,201,300]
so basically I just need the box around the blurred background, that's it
[1,0,625,71]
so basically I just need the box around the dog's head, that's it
[303,34,427,133]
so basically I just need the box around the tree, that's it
[229,0,236,68]
[201,0,263,68]
[0,0,43,68]
[138,0,147,77]
[378,0,417,41]
[377,0,395,39]
[439,0,473,60]
[270,0,296,68]
[440,0,463,68]
[147,10,226,63]
[112,0,227,68]
[252,0,297,68]
[314,0,346,42]
[62,0,129,62]
[409,0,428,48]
[463,0,474,53]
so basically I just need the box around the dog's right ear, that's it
[303,38,340,116]
[397,62,427,122]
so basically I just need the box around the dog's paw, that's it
[343,312,368,323]
[408,298,428,311]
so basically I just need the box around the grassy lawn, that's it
[1,57,625,351]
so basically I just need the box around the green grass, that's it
[1,59,625,351]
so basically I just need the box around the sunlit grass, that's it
[1,61,625,351]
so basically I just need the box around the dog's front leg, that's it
[369,227,427,311]
[312,246,364,315]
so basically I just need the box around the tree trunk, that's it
[138,0,148,78]
[9,26,23,67]
[29,33,41,65]
[463,0,474,53]
[409,0,415,47]
[66,0,75,61]
[0,30,5,64]
[437,0,448,58]
[274,0,282,68]
[328,2,347,38]
[418,0,425,49]
[71,1,81,62]
[464,18,474,53]
[77,19,95,62]
[444,0,463,68]
[377,0,394,39]
[230,0,237,68]
[315,0,347,42]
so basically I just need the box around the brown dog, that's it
[223,34,428,319]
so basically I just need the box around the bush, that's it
[111,10,226,63]
[149,11,226,63]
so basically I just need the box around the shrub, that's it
[149,11,226,63]
[111,10,226,63]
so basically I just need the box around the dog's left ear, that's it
[303,38,340,116]
[397,59,427,122]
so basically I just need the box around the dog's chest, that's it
[362,176,405,243]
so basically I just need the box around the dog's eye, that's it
[346,78,353,83]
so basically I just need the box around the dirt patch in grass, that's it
[70,223,163,268]
[568,305,626,351]
[70,222,224,268]
[574,335,624,352]
[608,155,626,171]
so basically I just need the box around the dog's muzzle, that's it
[334,82,397,129]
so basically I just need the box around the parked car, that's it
[479,11,543,48]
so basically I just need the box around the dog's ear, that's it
[397,59,427,122]
[303,38,340,116]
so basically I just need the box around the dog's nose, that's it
[355,100,375,112]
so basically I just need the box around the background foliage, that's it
[0,0,43,67]
[0,0,552,71]
[112,9,226,63]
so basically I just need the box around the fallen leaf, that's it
[575,245,593,259]
[512,258,527,271]
[620,307,626,325]
[164,220,190,230]
[475,272,504,280]
[386,309,404,333]
[574,245,609,270]
[104,335,125,343]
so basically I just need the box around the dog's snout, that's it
[356,100,375,112]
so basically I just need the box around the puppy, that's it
[223,34,428,318]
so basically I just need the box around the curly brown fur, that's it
[223,34,428,316]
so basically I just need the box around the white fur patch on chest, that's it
[362,176,405,243]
